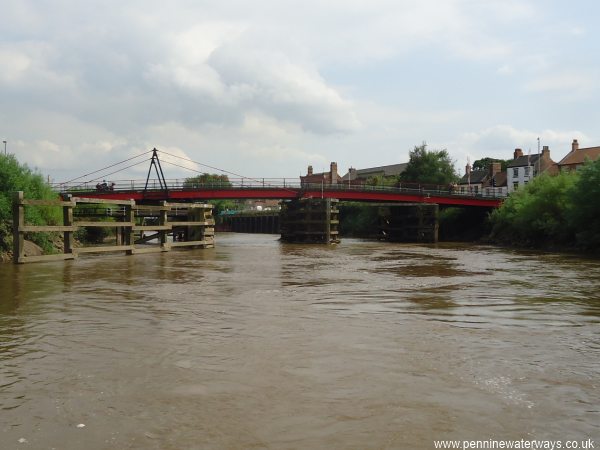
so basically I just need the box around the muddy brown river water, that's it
[1,234,599,449]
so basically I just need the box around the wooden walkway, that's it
[12,191,214,264]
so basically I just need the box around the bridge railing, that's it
[52,178,508,199]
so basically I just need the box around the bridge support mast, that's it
[143,148,169,198]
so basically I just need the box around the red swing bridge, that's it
[53,148,505,208]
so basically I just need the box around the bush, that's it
[0,153,62,252]
[568,159,600,251]
[490,172,578,247]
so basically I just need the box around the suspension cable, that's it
[87,158,152,183]
[158,150,297,191]
[62,149,153,184]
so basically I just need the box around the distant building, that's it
[557,139,600,172]
[507,147,556,193]
[342,163,407,183]
[245,199,281,211]
[300,162,342,186]
[458,161,506,196]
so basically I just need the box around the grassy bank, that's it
[0,153,62,257]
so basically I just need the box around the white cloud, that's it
[456,125,588,165]
[1,0,599,183]
[524,71,597,97]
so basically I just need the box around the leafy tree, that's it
[568,158,600,251]
[473,157,511,171]
[365,175,397,187]
[184,173,231,188]
[399,143,458,185]
[184,173,237,217]
[490,172,578,246]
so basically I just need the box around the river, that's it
[1,234,599,449]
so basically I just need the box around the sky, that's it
[1,0,599,183]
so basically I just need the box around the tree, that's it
[184,173,237,216]
[567,158,600,251]
[490,172,578,246]
[183,173,231,188]
[365,175,397,187]
[472,157,511,171]
[399,143,458,185]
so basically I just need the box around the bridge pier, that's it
[280,198,340,244]
[378,203,439,243]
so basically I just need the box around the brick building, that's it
[557,139,600,172]
[300,162,342,186]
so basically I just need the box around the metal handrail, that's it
[51,178,508,199]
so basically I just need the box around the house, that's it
[245,199,281,211]
[300,162,342,186]
[507,146,556,193]
[557,139,600,172]
[458,161,507,196]
[342,163,407,184]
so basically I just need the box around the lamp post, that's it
[2,140,6,155]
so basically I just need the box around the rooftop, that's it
[507,154,541,168]
[558,146,600,166]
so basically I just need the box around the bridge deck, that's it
[55,179,504,207]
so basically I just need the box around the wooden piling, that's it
[379,203,439,243]
[280,198,340,244]
[11,192,215,264]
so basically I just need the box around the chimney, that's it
[541,145,550,159]
[514,148,523,159]
[489,162,501,177]
[572,139,579,152]
[307,165,313,175]
[330,162,338,184]
[465,162,472,175]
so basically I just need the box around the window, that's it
[513,182,519,190]
[513,168,519,178]
[524,166,530,177]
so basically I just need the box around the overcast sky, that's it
[1,0,599,182]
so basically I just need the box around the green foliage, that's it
[364,175,397,187]
[473,157,511,171]
[0,221,12,252]
[184,173,237,218]
[213,200,239,218]
[568,158,600,251]
[490,172,578,247]
[75,226,113,244]
[184,173,232,188]
[0,153,62,252]
[338,202,380,237]
[399,143,458,185]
